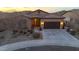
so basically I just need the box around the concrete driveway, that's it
[0,29,79,51]
[43,29,77,41]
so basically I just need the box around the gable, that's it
[30,9,49,15]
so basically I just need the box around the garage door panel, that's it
[44,22,60,29]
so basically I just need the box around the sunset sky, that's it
[0,7,79,13]
[0,0,78,12]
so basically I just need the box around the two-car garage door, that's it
[44,22,60,29]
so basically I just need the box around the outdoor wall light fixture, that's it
[41,21,44,25]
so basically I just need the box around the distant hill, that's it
[52,10,69,16]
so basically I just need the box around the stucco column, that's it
[60,21,64,29]
[41,20,44,29]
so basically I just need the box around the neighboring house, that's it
[63,9,79,31]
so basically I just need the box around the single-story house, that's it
[25,9,65,30]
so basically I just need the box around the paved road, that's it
[0,29,79,51]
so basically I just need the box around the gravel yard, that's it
[0,30,37,46]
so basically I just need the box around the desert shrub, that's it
[20,31,28,35]
[28,30,33,34]
[12,30,19,38]
[23,32,27,34]
[39,27,42,31]
[12,30,18,35]
[26,32,30,36]
[32,32,41,39]
[70,30,76,35]
[66,27,70,32]
[19,30,23,34]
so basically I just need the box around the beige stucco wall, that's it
[41,19,63,22]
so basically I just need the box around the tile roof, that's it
[23,9,65,19]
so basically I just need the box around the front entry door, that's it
[32,18,41,28]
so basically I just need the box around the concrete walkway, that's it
[0,29,79,51]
